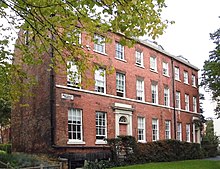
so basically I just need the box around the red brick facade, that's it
[12,31,200,161]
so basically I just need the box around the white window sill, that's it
[95,140,107,145]
[138,140,147,143]
[184,82,189,85]
[115,57,127,62]
[163,74,170,77]
[192,85,197,88]
[150,69,158,73]
[67,140,85,145]
[175,79,181,82]
[93,50,107,56]
[135,64,145,69]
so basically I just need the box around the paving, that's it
[206,156,220,161]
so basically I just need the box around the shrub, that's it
[0,144,11,154]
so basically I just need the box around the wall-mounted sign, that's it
[61,93,74,100]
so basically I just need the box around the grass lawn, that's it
[111,160,220,169]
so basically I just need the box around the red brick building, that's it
[12,31,200,167]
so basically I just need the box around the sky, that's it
[155,0,220,135]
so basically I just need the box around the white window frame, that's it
[115,42,124,60]
[175,67,180,81]
[152,119,159,141]
[95,68,106,94]
[193,97,197,112]
[94,34,105,54]
[138,117,146,142]
[67,61,81,88]
[136,79,145,101]
[192,75,196,87]
[68,109,84,144]
[151,83,158,104]
[135,50,144,67]
[177,123,182,141]
[164,87,170,106]
[176,91,181,109]
[185,94,189,111]
[96,112,107,144]
[162,62,169,76]
[184,71,189,84]
[186,124,191,142]
[116,72,125,97]
[150,56,157,72]
[165,120,171,139]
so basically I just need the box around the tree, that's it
[201,28,220,118]
[0,0,173,102]
[201,119,219,157]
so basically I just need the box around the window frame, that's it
[136,79,145,101]
[150,56,157,72]
[165,120,171,139]
[164,87,170,106]
[116,72,125,97]
[151,83,158,104]
[96,111,107,144]
[184,71,189,84]
[67,61,81,88]
[185,94,189,111]
[115,42,124,60]
[138,117,146,142]
[175,67,180,81]
[95,68,106,94]
[175,91,181,109]
[68,108,84,144]
[135,50,144,67]
[192,75,196,87]
[177,122,182,141]
[186,124,191,142]
[193,97,197,112]
[94,34,105,54]
[152,119,159,141]
[162,62,169,76]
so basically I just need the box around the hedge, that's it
[0,144,11,154]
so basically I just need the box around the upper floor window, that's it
[66,30,81,45]
[186,124,191,142]
[138,117,146,142]
[175,67,180,81]
[184,71,189,84]
[192,75,196,87]
[135,50,144,67]
[185,94,189,111]
[151,83,158,104]
[116,72,125,97]
[68,108,83,142]
[94,34,105,53]
[67,61,81,88]
[95,68,106,93]
[177,122,182,141]
[116,42,124,60]
[152,119,159,141]
[175,91,181,109]
[165,120,171,139]
[96,112,107,142]
[136,79,145,101]
[193,97,197,112]
[164,87,170,106]
[150,56,157,72]
[163,62,169,76]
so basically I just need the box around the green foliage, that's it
[0,0,173,107]
[201,119,219,157]
[0,144,11,154]
[201,28,220,117]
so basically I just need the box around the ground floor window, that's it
[152,119,159,141]
[96,112,107,141]
[68,108,83,142]
[177,122,182,141]
[138,117,146,142]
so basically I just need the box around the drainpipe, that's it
[50,31,55,146]
[171,58,177,140]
